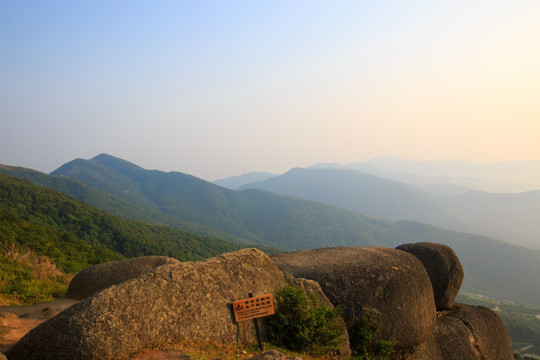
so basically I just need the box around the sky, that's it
[1,1,540,181]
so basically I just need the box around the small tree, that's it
[266,285,344,355]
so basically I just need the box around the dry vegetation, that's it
[0,242,72,306]
[125,339,331,360]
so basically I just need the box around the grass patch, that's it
[0,242,71,305]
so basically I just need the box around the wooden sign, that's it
[233,294,274,322]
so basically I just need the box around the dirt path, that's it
[0,297,78,353]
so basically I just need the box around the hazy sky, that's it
[2,1,539,180]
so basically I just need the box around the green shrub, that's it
[265,285,344,355]
[349,312,396,360]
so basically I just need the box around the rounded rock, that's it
[396,242,464,310]
[67,256,181,300]
[272,247,436,349]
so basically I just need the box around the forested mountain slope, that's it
[0,172,251,304]
[0,172,244,270]
[0,165,249,244]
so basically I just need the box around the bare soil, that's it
[131,350,191,360]
[0,297,78,353]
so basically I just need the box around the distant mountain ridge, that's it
[240,167,441,219]
[363,156,540,184]
[213,172,276,189]
[337,156,540,193]
[217,157,539,193]
[35,153,540,306]
[239,167,540,249]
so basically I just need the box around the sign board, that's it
[233,294,274,322]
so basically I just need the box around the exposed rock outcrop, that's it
[396,242,464,310]
[410,315,480,360]
[5,244,513,360]
[451,304,513,359]
[410,304,513,360]
[272,247,437,349]
[6,249,288,360]
[67,256,181,300]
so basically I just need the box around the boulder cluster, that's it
[4,243,513,360]
[274,243,513,359]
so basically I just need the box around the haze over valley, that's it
[219,157,540,250]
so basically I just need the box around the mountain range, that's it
[213,171,276,190]
[236,167,540,249]
[2,153,540,307]
[219,157,540,194]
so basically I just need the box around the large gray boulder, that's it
[272,247,437,349]
[410,304,513,360]
[6,249,288,360]
[451,304,513,360]
[396,242,464,310]
[410,315,481,360]
[67,255,181,300]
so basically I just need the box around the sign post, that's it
[233,293,275,351]
[249,293,263,351]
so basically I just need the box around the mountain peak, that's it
[307,162,344,169]
[91,154,143,170]
[92,153,116,160]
